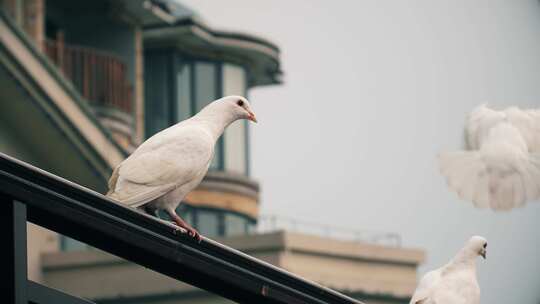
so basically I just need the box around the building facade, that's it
[0,1,423,303]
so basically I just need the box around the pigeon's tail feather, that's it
[106,166,120,196]
[106,190,119,200]
[439,151,540,210]
[106,187,123,203]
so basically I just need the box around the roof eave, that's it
[143,18,283,87]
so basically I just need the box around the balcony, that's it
[42,37,136,150]
[43,38,133,115]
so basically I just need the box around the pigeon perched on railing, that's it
[439,104,540,211]
[409,236,487,304]
[107,96,257,240]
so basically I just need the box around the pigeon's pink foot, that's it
[171,214,201,241]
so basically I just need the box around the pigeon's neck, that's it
[445,248,477,272]
[190,105,237,141]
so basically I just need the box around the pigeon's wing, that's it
[439,131,540,211]
[439,151,490,208]
[108,180,177,208]
[410,270,441,304]
[505,107,540,152]
[484,153,540,210]
[464,104,505,150]
[439,153,540,210]
[108,127,214,208]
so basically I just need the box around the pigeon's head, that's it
[466,235,488,259]
[222,96,257,123]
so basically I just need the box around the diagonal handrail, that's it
[0,152,363,304]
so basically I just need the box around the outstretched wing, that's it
[439,150,540,211]
[108,126,214,208]
[505,107,540,152]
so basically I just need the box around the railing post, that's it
[83,50,89,99]
[2,197,27,304]
[56,30,64,73]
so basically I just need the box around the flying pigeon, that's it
[409,236,487,304]
[107,96,257,240]
[439,104,540,210]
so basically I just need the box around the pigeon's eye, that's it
[483,243,487,248]
[236,100,244,106]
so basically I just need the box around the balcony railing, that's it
[0,152,363,304]
[44,39,133,114]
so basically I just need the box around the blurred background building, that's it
[0,0,423,303]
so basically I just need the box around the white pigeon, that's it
[107,96,257,240]
[409,236,487,304]
[439,104,540,210]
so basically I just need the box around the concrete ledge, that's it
[41,231,424,303]
[282,232,424,266]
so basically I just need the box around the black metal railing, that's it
[0,152,363,304]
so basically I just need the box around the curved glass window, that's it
[144,52,171,136]
[196,209,221,237]
[144,51,250,175]
[194,62,218,111]
[178,205,255,238]
[194,62,222,170]
[175,63,192,122]
[224,213,249,237]
[223,64,248,175]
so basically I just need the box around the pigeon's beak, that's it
[247,111,257,123]
[479,248,486,259]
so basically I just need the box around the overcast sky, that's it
[182,1,540,303]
